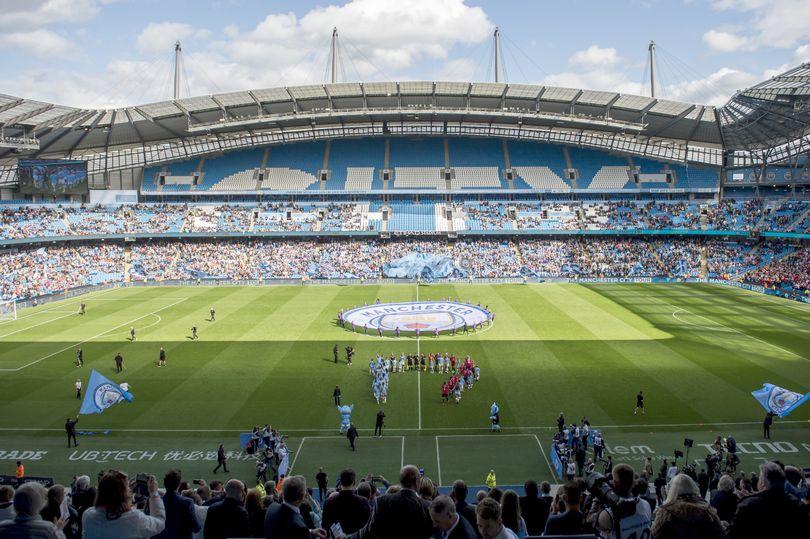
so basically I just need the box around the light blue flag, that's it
[79,369,134,415]
[751,383,810,418]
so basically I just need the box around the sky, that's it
[0,0,808,109]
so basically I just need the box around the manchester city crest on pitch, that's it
[341,301,491,334]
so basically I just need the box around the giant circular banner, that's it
[341,301,491,334]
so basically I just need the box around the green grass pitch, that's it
[0,282,808,488]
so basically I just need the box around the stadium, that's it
[0,3,809,537]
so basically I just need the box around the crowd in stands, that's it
[0,244,123,301]
[3,238,808,301]
[749,247,810,293]
[1,198,808,238]
[0,456,806,538]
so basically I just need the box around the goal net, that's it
[0,299,17,321]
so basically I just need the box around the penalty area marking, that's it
[434,434,557,486]
[0,297,188,373]
[0,311,77,340]
[104,313,162,338]
[659,297,810,361]
[287,435,406,475]
[0,287,120,326]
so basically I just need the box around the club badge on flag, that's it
[751,383,810,418]
[79,369,134,415]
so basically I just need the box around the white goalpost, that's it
[0,299,17,321]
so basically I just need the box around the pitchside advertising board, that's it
[17,159,89,195]
[343,301,491,333]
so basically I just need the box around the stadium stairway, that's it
[787,207,810,232]
[700,246,708,278]
[648,243,669,277]
[124,245,132,283]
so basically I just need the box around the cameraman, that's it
[588,464,651,539]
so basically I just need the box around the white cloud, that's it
[0,29,76,58]
[136,22,212,54]
[541,44,771,106]
[702,29,752,52]
[570,45,620,67]
[0,0,102,30]
[705,0,810,51]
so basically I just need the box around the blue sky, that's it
[1,0,807,108]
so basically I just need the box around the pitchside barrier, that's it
[8,276,808,312]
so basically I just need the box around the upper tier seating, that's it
[512,166,570,190]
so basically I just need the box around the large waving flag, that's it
[751,383,810,418]
[79,369,134,415]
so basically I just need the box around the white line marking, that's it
[0,297,188,372]
[533,434,557,479]
[289,437,306,473]
[0,287,119,325]
[1,419,807,433]
[104,314,162,338]
[416,280,422,430]
[401,436,405,468]
[0,312,76,339]
[671,309,733,333]
[659,296,809,361]
[435,436,442,487]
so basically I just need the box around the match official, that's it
[114,352,123,373]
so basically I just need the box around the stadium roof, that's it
[0,63,807,172]
[718,63,810,159]
[0,81,722,156]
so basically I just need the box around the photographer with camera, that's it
[587,464,651,539]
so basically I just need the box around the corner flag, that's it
[751,383,810,418]
[79,369,134,415]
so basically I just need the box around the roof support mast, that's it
[494,27,501,83]
[331,27,338,84]
[173,41,182,100]
[648,40,656,98]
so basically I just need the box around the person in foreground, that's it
[335,464,433,539]
[81,471,165,538]
[727,461,809,538]
[476,497,518,539]
[264,475,326,538]
[0,482,68,539]
[429,495,477,539]
[649,473,724,538]
[542,482,584,536]
[202,479,249,539]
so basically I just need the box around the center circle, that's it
[341,301,491,333]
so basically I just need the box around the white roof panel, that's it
[176,95,219,112]
[649,99,692,117]
[138,101,184,118]
[0,100,49,123]
[505,84,542,99]
[325,83,362,97]
[577,90,617,106]
[362,81,398,96]
[215,91,255,107]
[288,85,327,99]
[25,105,78,126]
[541,87,580,102]
[470,83,506,97]
[400,81,434,95]
[252,87,292,103]
[612,94,655,111]
[434,81,468,95]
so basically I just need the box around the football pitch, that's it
[0,282,809,488]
